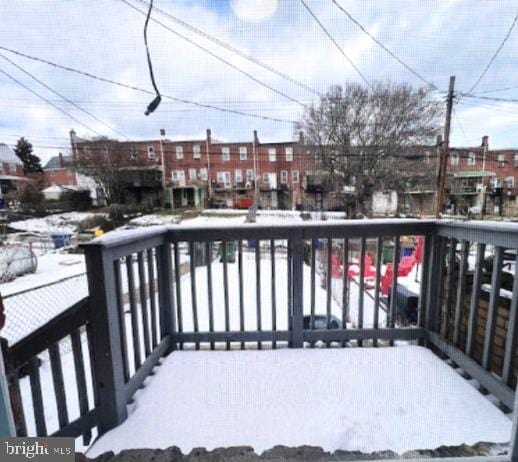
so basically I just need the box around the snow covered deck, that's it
[87,346,511,457]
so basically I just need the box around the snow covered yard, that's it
[87,346,511,457]
[8,212,105,234]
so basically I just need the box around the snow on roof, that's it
[42,185,64,193]
[0,143,22,165]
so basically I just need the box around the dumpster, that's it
[218,241,236,262]
[50,232,71,249]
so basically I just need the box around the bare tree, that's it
[296,82,442,216]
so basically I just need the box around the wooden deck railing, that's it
[3,219,518,462]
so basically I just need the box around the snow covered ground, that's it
[8,212,105,234]
[87,346,511,456]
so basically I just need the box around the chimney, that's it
[58,152,64,168]
[206,128,211,144]
[482,135,489,148]
[299,131,304,145]
[253,130,259,145]
[160,128,166,137]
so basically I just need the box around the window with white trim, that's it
[148,146,156,159]
[235,169,243,183]
[246,169,254,181]
[450,153,459,166]
[514,154,518,167]
[129,146,138,160]
[262,173,269,183]
[83,146,91,158]
[193,144,201,159]
[200,168,208,181]
[217,171,231,187]
[222,147,230,161]
[176,146,184,159]
[281,170,288,183]
[189,168,197,181]
[292,170,299,182]
[171,170,184,181]
[425,152,430,164]
[268,148,276,162]
[505,176,515,188]
[498,154,506,167]
[239,146,247,160]
[468,152,476,166]
[285,147,293,162]
[101,145,109,160]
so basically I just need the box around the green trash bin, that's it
[383,243,395,263]
[218,241,236,263]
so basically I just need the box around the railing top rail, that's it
[436,220,518,247]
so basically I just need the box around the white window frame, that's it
[171,170,183,181]
[450,153,459,166]
[280,170,288,184]
[292,170,299,183]
[176,146,184,160]
[268,148,276,162]
[193,144,201,159]
[514,154,518,167]
[262,173,270,183]
[222,147,230,161]
[505,176,515,188]
[200,168,208,181]
[83,146,92,158]
[189,168,197,181]
[468,152,476,166]
[239,146,247,160]
[246,169,254,181]
[101,145,109,160]
[285,147,293,162]
[217,171,231,187]
[498,154,506,167]
[148,146,156,159]
[235,169,243,183]
[9,163,17,173]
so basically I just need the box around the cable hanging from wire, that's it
[0,46,296,124]
[143,0,161,115]
[300,0,373,90]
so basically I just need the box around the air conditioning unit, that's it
[245,181,252,189]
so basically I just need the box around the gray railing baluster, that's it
[291,232,304,348]
[114,260,130,382]
[256,240,262,349]
[137,252,151,357]
[373,236,382,347]
[146,249,158,349]
[206,241,215,350]
[310,239,316,335]
[49,343,68,428]
[503,252,518,387]
[71,328,91,445]
[341,238,349,347]
[126,254,142,370]
[173,242,183,349]
[189,242,199,350]
[326,237,333,347]
[389,236,400,346]
[453,241,469,347]
[358,237,366,347]
[238,241,245,350]
[466,243,486,357]
[157,242,176,353]
[223,240,230,350]
[417,236,431,346]
[287,239,293,345]
[28,357,46,436]
[442,238,458,339]
[482,246,504,371]
[270,240,277,349]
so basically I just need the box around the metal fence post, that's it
[291,232,304,348]
[84,244,127,434]
[157,242,176,353]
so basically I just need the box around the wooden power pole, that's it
[436,76,455,218]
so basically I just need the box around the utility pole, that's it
[436,76,455,218]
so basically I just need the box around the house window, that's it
[235,169,243,183]
[450,153,459,166]
[217,171,231,187]
[268,148,276,162]
[246,169,254,181]
[83,146,92,158]
[129,146,138,160]
[221,147,230,161]
[285,147,293,162]
[468,152,476,166]
[239,146,247,160]
[292,170,299,183]
[176,146,184,160]
[101,145,109,160]
[189,168,197,181]
[498,154,506,167]
[505,176,515,188]
[9,163,17,173]
[281,170,288,183]
[193,144,201,159]
[262,173,269,183]
[148,146,156,159]
[514,154,518,167]
[171,170,183,181]
[425,152,431,164]
[200,168,208,181]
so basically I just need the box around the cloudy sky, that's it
[1,0,518,163]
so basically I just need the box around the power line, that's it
[0,68,103,136]
[459,93,518,104]
[473,84,518,95]
[467,11,518,94]
[299,0,373,90]
[121,0,310,110]
[0,52,128,139]
[0,46,296,124]
[330,0,438,90]
[452,108,472,146]
[133,0,323,98]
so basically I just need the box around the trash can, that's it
[383,243,395,263]
[218,241,236,262]
[51,232,71,249]
[402,247,413,257]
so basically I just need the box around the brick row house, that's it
[0,144,27,204]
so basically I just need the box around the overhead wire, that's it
[299,0,373,90]
[143,0,162,115]
[0,46,296,124]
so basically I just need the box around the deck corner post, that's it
[425,234,443,342]
[290,232,304,348]
[157,242,176,353]
[83,244,127,434]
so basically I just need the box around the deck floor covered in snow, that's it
[88,346,512,457]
